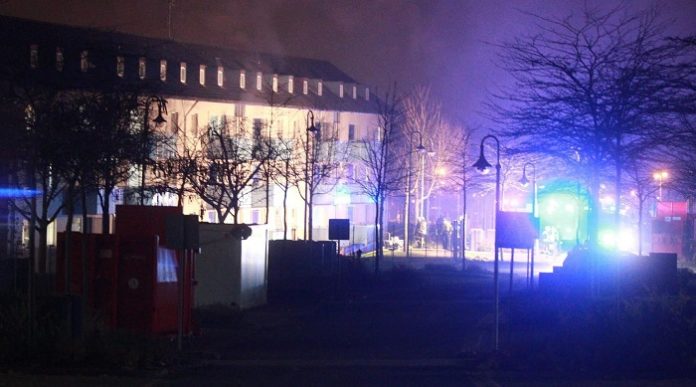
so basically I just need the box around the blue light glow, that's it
[0,188,42,198]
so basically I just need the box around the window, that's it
[116,56,125,78]
[56,48,64,71]
[303,79,308,95]
[180,62,187,83]
[199,64,206,86]
[239,70,246,89]
[234,104,245,118]
[170,112,179,135]
[348,124,355,141]
[30,44,38,69]
[288,76,294,94]
[256,72,262,91]
[334,111,341,124]
[217,66,224,87]
[138,57,146,79]
[339,83,344,98]
[365,87,370,101]
[160,60,167,81]
[317,80,323,96]
[344,163,354,179]
[190,113,198,136]
[352,85,357,99]
[275,121,284,139]
[272,74,278,93]
[80,50,89,72]
[253,119,264,138]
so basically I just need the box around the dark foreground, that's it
[3,260,696,386]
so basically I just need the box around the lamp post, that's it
[472,134,501,351]
[653,170,668,201]
[304,110,319,240]
[416,132,427,220]
[141,96,167,205]
[519,162,536,289]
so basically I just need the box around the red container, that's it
[115,205,194,335]
[56,233,118,326]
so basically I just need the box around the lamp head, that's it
[472,154,492,175]
[416,143,426,154]
[519,172,530,187]
[153,111,166,125]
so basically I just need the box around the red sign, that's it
[652,201,687,258]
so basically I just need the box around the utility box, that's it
[115,205,195,335]
[195,223,268,309]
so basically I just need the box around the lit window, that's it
[239,70,246,89]
[288,76,294,94]
[235,104,245,118]
[365,87,370,101]
[190,113,198,136]
[352,85,357,99]
[56,48,64,71]
[160,60,167,81]
[217,66,223,87]
[138,57,146,79]
[256,72,262,91]
[317,81,323,96]
[29,44,38,69]
[180,62,187,83]
[80,50,89,72]
[339,83,344,98]
[272,74,278,93]
[116,56,125,78]
[199,64,206,86]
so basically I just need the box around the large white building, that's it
[0,16,382,255]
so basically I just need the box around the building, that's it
[0,15,382,260]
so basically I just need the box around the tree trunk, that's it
[462,175,467,269]
[374,198,380,274]
[264,170,270,224]
[614,160,622,242]
[638,197,644,256]
[588,173,601,249]
[101,186,111,234]
[64,184,75,295]
[282,182,289,240]
[308,192,314,241]
[38,220,48,275]
[80,187,89,337]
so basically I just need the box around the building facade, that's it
[0,16,382,257]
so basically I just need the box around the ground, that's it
[3,256,696,386]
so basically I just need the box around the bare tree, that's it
[296,113,344,241]
[188,117,274,224]
[490,5,690,247]
[351,90,406,273]
[270,135,303,239]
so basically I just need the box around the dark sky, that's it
[2,0,696,127]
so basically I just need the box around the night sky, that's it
[3,0,695,127]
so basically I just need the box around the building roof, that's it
[0,15,376,113]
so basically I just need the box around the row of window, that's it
[28,44,370,100]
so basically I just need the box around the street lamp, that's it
[304,110,319,240]
[472,134,501,351]
[519,162,536,289]
[141,96,167,205]
[653,170,668,201]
